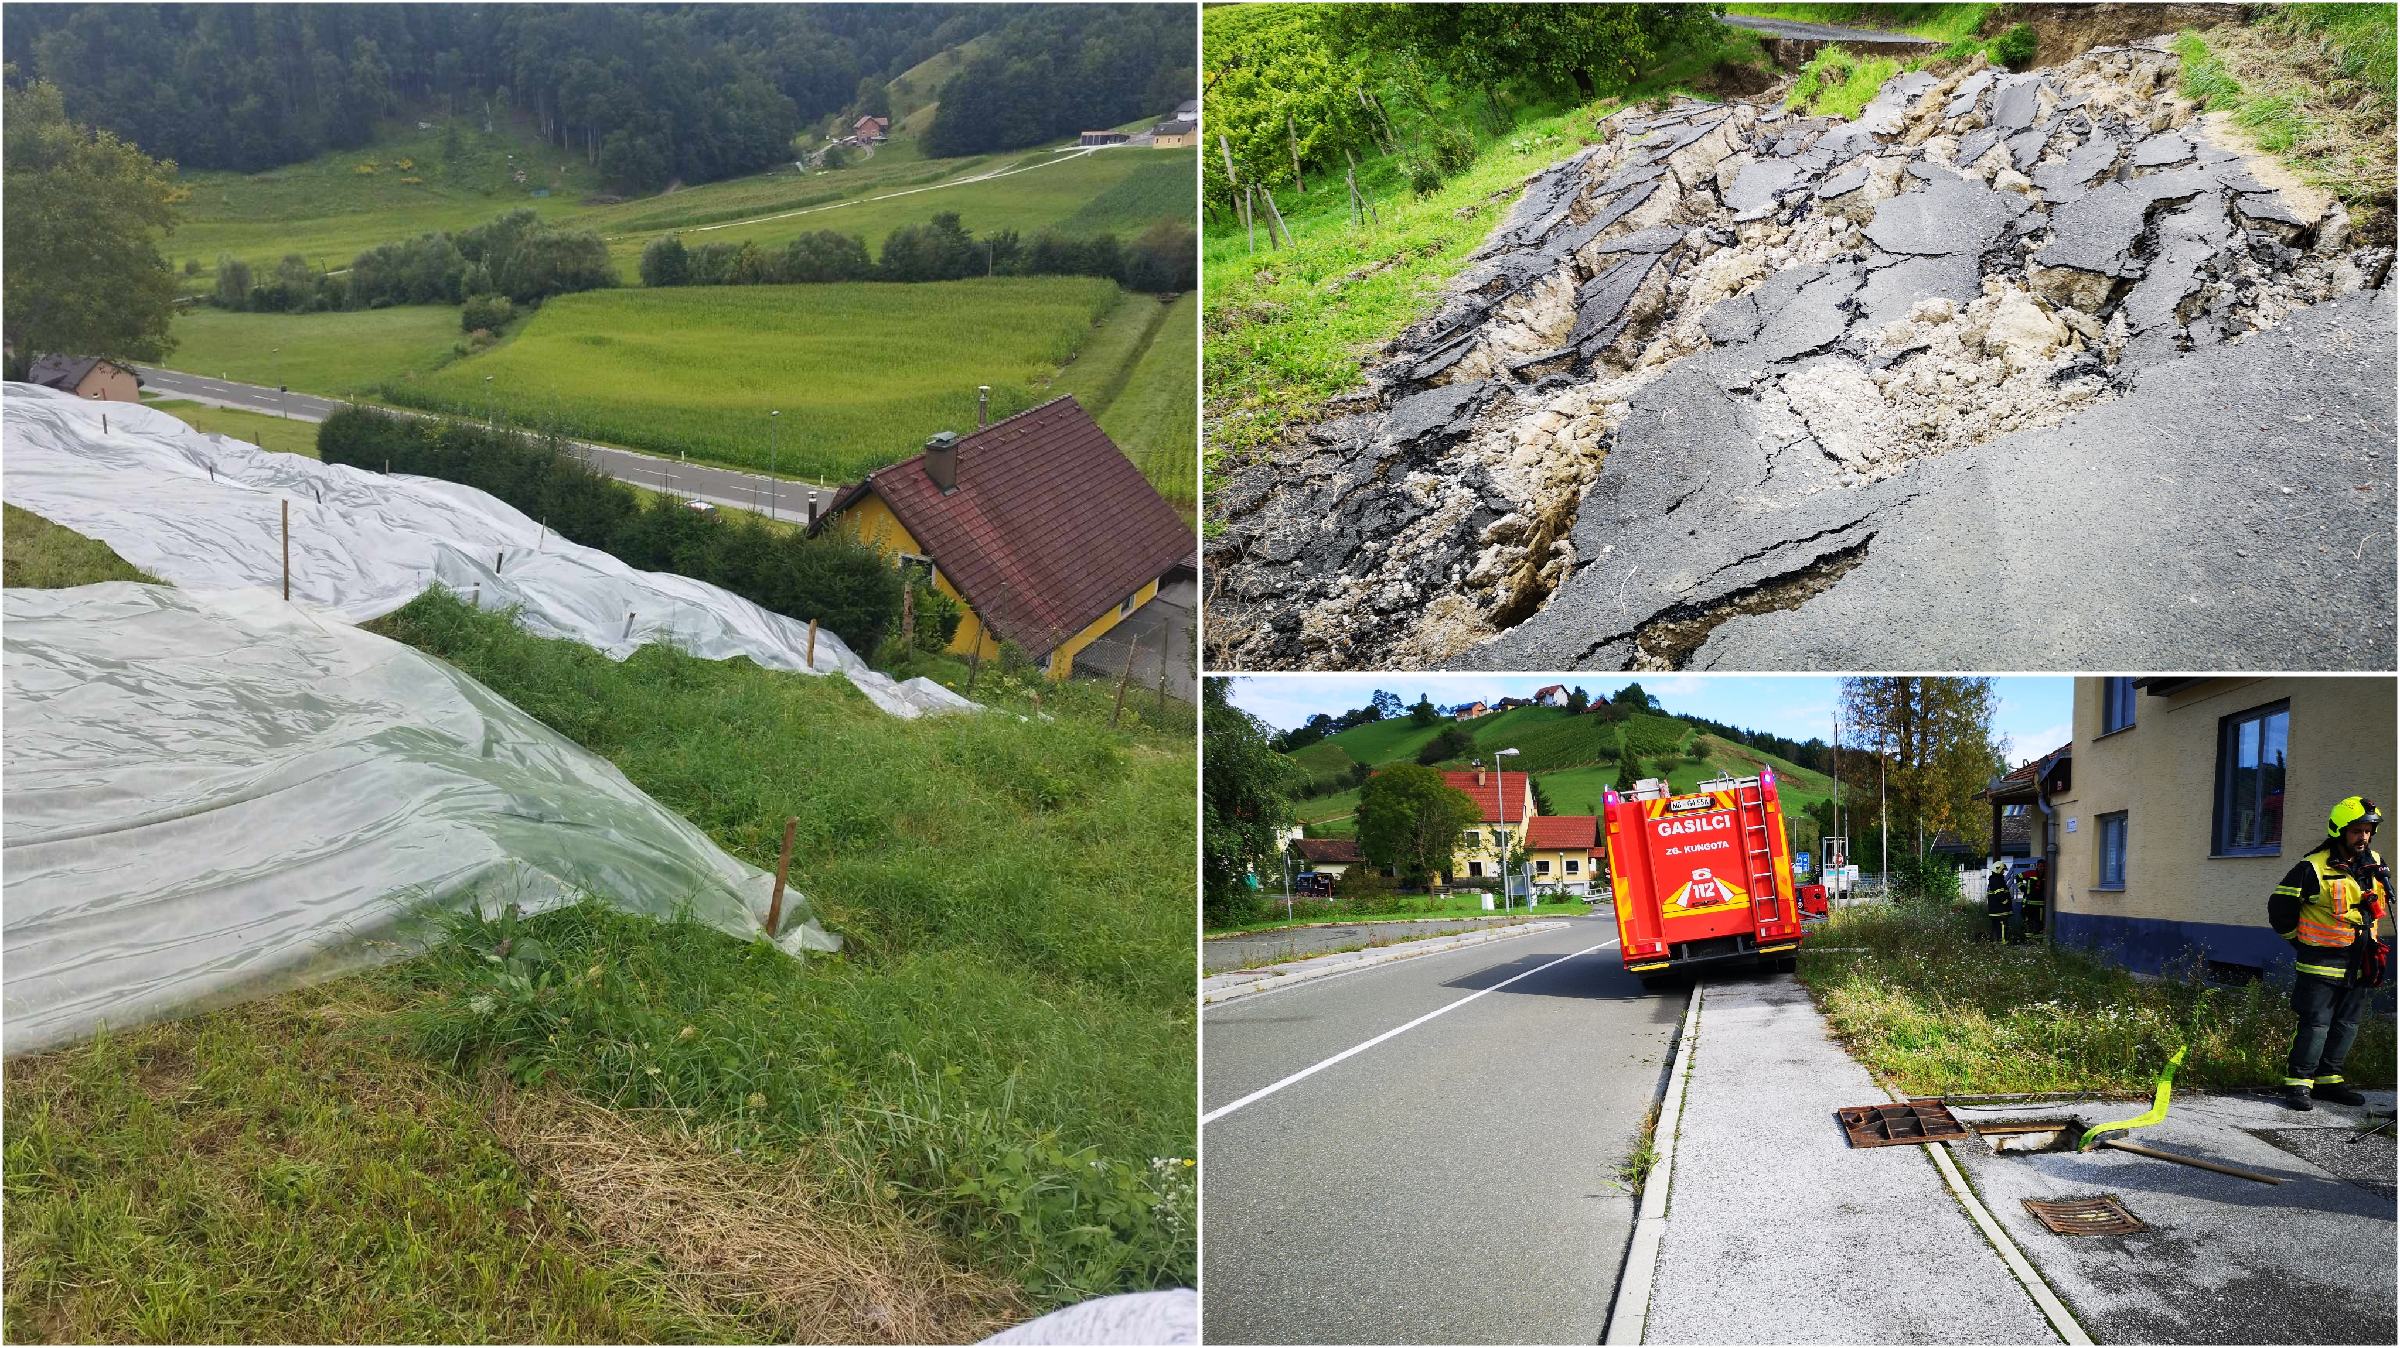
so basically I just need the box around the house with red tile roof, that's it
[1441,765,1535,889]
[1524,814,1604,895]
[811,395,1192,680]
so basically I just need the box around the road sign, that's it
[1797,850,1813,875]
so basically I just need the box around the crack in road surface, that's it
[1207,39,2394,671]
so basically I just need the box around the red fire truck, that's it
[1603,771,1807,988]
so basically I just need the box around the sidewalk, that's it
[1642,973,2399,1345]
[1644,975,2057,1344]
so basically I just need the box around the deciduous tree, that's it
[1357,764,1480,891]
[3,80,182,372]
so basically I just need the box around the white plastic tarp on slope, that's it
[3,583,837,1057]
[0,386,974,719]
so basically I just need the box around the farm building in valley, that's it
[814,395,1192,680]
[853,114,889,141]
[1079,129,1132,147]
[1151,118,1197,148]
[27,355,140,402]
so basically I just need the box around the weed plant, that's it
[1796,903,2396,1096]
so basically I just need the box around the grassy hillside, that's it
[3,529,1196,1333]
[1,503,159,587]
[1286,704,1839,841]
[163,305,464,394]
[1053,291,1199,510]
[372,278,1118,482]
[144,398,321,458]
[170,117,601,293]
[609,148,1194,279]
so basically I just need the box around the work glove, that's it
[2368,941,2391,990]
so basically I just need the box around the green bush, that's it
[318,407,901,652]
[1428,123,1477,174]
[1401,153,1446,197]
[460,292,515,333]
[1891,849,1963,906]
[1988,23,2038,71]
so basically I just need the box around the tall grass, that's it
[1093,293,1200,510]
[1796,904,2396,1096]
[368,592,1197,1301]
[380,279,1124,482]
[1786,45,1904,120]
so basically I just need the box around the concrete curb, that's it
[1604,979,1703,1345]
[1892,1082,2094,1346]
[1199,920,1569,1005]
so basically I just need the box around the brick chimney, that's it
[923,431,959,492]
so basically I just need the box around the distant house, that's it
[1174,99,1200,123]
[1290,836,1362,879]
[1526,815,1603,896]
[1534,684,1569,707]
[27,355,140,402]
[1456,702,1490,720]
[812,396,1192,681]
[854,115,890,141]
[1150,118,1197,148]
[1078,130,1132,147]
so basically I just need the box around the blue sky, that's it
[1222,675,2074,769]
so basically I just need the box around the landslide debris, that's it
[1205,39,2393,671]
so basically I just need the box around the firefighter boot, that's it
[2281,1083,2316,1112]
[2312,1079,2367,1106]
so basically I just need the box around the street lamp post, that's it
[1496,746,1522,910]
[768,410,781,521]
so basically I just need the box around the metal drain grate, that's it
[2023,1196,2146,1236]
[1836,1099,1970,1147]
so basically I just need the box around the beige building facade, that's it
[2050,676,2395,977]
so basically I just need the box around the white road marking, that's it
[1201,938,1615,1126]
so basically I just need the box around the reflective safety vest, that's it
[2274,849,2389,980]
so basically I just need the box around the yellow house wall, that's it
[2054,677,2396,929]
[829,492,1163,679]
[1528,848,1597,889]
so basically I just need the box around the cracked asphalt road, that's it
[1205,40,2396,673]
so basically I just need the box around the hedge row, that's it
[317,407,902,654]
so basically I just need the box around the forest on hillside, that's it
[2,3,1193,192]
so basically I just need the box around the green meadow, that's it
[378,279,1123,482]
[1055,291,1200,510]
[162,305,463,394]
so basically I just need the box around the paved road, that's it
[137,366,842,520]
[1201,916,1683,1344]
[1719,14,1941,46]
[1203,914,1558,974]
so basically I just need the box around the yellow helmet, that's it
[2328,796,2383,837]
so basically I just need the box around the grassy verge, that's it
[1,503,160,587]
[2172,7,2397,213]
[1786,45,1905,119]
[376,279,1123,483]
[1209,896,1589,935]
[144,398,321,458]
[1200,25,1765,476]
[1616,1098,1664,1199]
[1795,904,2397,1096]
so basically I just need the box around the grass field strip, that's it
[1202,938,1615,1126]
[672,146,1099,238]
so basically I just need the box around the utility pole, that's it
[767,410,781,521]
[1497,746,1522,909]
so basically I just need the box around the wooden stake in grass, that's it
[900,584,915,652]
[1260,187,1294,248]
[622,610,636,640]
[765,815,797,938]
[1287,113,1306,194]
[1110,630,1139,728]
[805,618,818,668]
[280,498,290,601]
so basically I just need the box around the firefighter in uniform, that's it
[2270,796,2392,1110]
[2020,859,2047,940]
[1984,861,2015,942]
